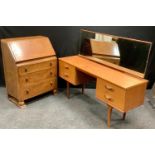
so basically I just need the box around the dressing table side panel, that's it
[125,83,147,111]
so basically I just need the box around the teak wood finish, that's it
[1,36,57,107]
[59,55,148,127]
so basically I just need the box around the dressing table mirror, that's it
[79,29,153,78]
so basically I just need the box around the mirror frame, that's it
[79,29,153,79]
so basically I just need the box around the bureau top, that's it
[1,36,56,62]
[59,55,148,89]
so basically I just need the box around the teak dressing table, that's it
[59,55,148,127]
[1,36,57,107]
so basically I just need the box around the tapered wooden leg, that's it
[82,83,85,94]
[107,105,113,128]
[122,112,126,120]
[66,81,70,98]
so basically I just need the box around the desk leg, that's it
[82,84,85,94]
[122,112,126,120]
[66,81,70,98]
[107,105,113,128]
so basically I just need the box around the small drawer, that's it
[59,60,77,85]
[20,68,57,86]
[59,60,94,85]
[96,78,125,112]
[18,58,57,75]
[23,78,56,100]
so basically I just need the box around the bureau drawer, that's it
[23,78,56,100]
[18,58,57,75]
[20,68,57,86]
[96,78,126,112]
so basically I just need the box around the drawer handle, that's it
[105,85,114,91]
[25,68,28,72]
[50,72,53,75]
[64,74,69,78]
[50,82,53,86]
[65,66,69,69]
[50,62,53,66]
[25,78,29,82]
[26,90,29,94]
[104,95,113,101]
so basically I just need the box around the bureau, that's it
[1,36,57,107]
[59,55,148,127]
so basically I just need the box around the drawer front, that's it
[20,68,57,86]
[59,60,78,85]
[59,60,95,85]
[23,78,56,100]
[96,78,125,112]
[18,58,57,75]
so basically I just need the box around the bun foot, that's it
[8,95,26,108]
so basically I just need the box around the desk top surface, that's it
[59,55,147,89]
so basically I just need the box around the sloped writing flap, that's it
[2,36,56,62]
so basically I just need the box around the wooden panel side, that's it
[1,41,19,99]
[125,83,147,112]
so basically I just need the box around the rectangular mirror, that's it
[79,29,153,78]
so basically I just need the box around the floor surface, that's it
[0,87,155,129]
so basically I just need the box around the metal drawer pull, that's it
[104,95,113,101]
[65,66,69,69]
[105,85,114,91]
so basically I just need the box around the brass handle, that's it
[105,85,114,91]
[50,62,52,66]
[65,66,69,69]
[25,68,28,72]
[26,90,29,94]
[104,95,113,101]
[25,78,29,82]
